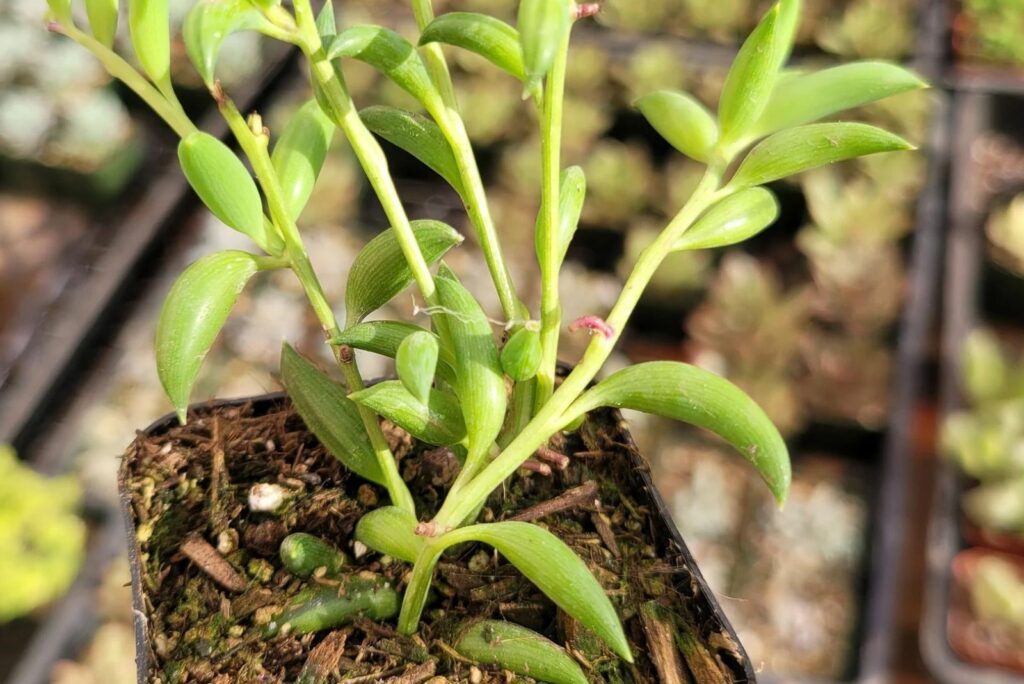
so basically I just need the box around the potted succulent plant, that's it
[45,0,923,680]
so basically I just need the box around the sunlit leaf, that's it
[539,165,586,267]
[46,0,72,23]
[345,220,463,325]
[355,506,424,562]
[455,620,588,684]
[718,1,792,143]
[396,331,439,403]
[279,533,347,579]
[420,12,525,81]
[636,90,718,163]
[566,361,791,503]
[316,0,336,39]
[156,251,260,422]
[85,0,118,47]
[271,99,335,219]
[183,0,272,87]
[327,25,442,109]
[752,61,927,138]
[350,381,466,446]
[674,187,779,251]
[178,132,281,253]
[729,122,913,188]
[434,270,507,465]
[280,344,385,485]
[129,0,171,86]
[360,106,465,196]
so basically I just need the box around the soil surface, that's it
[121,395,748,683]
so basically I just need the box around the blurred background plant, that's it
[965,553,1024,655]
[986,193,1024,276]
[942,329,1024,536]
[0,445,84,623]
[956,0,1024,67]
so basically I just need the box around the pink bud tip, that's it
[574,3,601,19]
[568,316,615,339]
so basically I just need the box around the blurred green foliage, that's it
[0,445,85,622]
[958,0,1024,67]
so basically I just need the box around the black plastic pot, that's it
[922,91,1024,683]
[118,393,758,683]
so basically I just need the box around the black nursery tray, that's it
[922,91,1024,683]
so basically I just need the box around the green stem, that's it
[411,0,522,324]
[60,25,197,139]
[533,32,571,412]
[218,98,416,516]
[293,0,438,305]
[431,169,726,532]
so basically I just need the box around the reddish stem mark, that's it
[568,315,614,339]
[574,3,601,19]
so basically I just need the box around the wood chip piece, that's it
[382,660,436,684]
[509,481,600,522]
[640,602,692,684]
[180,534,246,592]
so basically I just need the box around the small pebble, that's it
[248,483,288,513]
[469,666,483,684]
[217,529,239,555]
[353,541,368,559]
[468,551,490,573]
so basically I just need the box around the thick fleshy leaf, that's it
[434,271,507,464]
[345,219,463,325]
[674,187,779,251]
[717,1,792,143]
[355,506,424,562]
[183,0,272,87]
[265,575,398,637]
[271,99,335,219]
[156,251,259,422]
[455,620,588,684]
[279,344,385,485]
[129,0,171,85]
[46,0,72,23]
[636,90,718,162]
[279,533,347,579]
[448,522,631,662]
[178,132,280,253]
[327,25,442,109]
[517,0,571,91]
[396,331,438,403]
[420,12,525,82]
[566,361,791,503]
[350,381,466,446]
[552,166,586,265]
[752,61,927,138]
[85,0,118,47]
[360,106,465,196]
[729,122,913,188]
[335,322,457,384]
[316,0,336,39]
[500,328,542,381]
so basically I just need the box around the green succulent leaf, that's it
[155,251,260,423]
[350,381,466,447]
[434,270,507,465]
[327,25,442,110]
[500,328,542,381]
[517,0,571,92]
[345,219,463,325]
[636,91,718,163]
[280,344,385,485]
[717,0,794,143]
[85,0,118,47]
[46,0,73,23]
[178,132,281,253]
[751,61,927,138]
[183,0,272,87]
[729,122,913,188]
[544,165,586,266]
[419,12,525,82]
[355,506,424,562]
[674,187,779,251]
[279,533,347,579]
[566,361,791,503]
[450,522,631,662]
[360,106,465,197]
[271,99,335,219]
[455,620,589,684]
[129,0,171,86]
[396,331,439,403]
[316,0,336,39]
[265,575,398,637]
